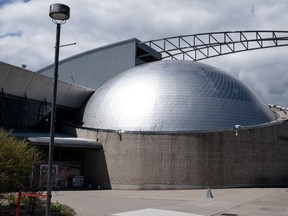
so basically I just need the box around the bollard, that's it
[16,192,22,216]
[206,187,213,198]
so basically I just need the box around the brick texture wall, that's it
[74,120,288,189]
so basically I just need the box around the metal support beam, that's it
[138,30,288,61]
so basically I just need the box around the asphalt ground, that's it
[51,188,288,216]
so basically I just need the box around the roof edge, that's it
[37,38,141,73]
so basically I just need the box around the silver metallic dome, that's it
[83,60,276,132]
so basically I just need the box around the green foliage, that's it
[0,193,76,216]
[2,192,20,204]
[51,202,77,216]
[0,129,42,192]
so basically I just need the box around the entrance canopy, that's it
[15,132,102,149]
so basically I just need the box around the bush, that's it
[51,202,77,216]
[0,129,76,215]
[0,193,76,216]
[0,129,42,192]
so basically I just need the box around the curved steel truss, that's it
[138,30,288,61]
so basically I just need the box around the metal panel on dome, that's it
[83,60,276,132]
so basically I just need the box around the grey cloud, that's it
[0,31,22,38]
[0,0,288,107]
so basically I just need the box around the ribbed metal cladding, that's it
[83,60,276,132]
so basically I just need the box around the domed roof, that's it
[83,60,276,132]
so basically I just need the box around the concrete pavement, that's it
[51,188,288,216]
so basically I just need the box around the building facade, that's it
[0,38,288,189]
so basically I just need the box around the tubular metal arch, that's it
[138,30,288,61]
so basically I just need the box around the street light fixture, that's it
[49,4,70,21]
[46,3,70,216]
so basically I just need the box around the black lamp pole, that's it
[46,4,70,216]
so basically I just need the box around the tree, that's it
[0,129,42,192]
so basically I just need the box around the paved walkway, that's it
[51,188,288,216]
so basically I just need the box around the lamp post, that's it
[46,4,70,216]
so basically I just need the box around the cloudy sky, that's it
[0,0,287,106]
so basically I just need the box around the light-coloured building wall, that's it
[38,39,138,91]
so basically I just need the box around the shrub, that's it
[0,129,42,192]
[0,193,76,216]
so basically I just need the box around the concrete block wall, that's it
[74,120,288,189]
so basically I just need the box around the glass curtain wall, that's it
[0,93,75,132]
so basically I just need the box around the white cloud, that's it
[0,0,287,106]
